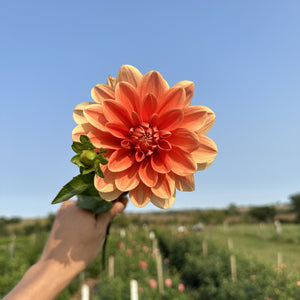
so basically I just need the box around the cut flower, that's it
[72,65,217,209]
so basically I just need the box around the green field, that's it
[1,220,300,299]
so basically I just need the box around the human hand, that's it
[40,197,128,271]
[3,197,127,300]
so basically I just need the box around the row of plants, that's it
[156,228,300,300]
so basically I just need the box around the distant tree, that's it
[290,193,300,223]
[248,206,276,222]
[227,203,240,216]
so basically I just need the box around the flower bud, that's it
[80,150,97,165]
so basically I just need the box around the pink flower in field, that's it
[118,241,124,249]
[178,283,185,292]
[126,248,132,255]
[143,245,149,252]
[140,261,147,269]
[149,279,157,289]
[165,278,172,287]
[297,281,300,287]
[164,258,170,265]
[73,65,217,208]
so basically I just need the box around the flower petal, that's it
[115,163,140,191]
[196,106,216,134]
[141,93,158,122]
[167,128,200,153]
[139,158,158,187]
[174,174,195,191]
[91,84,115,104]
[106,123,129,139]
[72,123,95,142]
[83,103,107,131]
[94,165,115,192]
[73,102,92,124]
[129,184,152,207]
[108,148,135,172]
[173,80,194,106]
[99,189,123,201]
[115,82,140,114]
[157,109,183,131]
[191,134,217,169]
[116,65,143,87]
[139,71,169,100]
[181,106,215,133]
[158,87,185,115]
[106,75,116,88]
[151,150,172,174]
[151,173,175,199]
[151,191,176,209]
[168,148,197,176]
[103,100,132,128]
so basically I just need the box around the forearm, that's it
[3,259,83,300]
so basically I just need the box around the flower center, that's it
[121,122,172,162]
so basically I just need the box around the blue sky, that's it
[1,1,299,217]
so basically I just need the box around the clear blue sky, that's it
[1,1,299,217]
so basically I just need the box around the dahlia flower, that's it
[72,65,217,209]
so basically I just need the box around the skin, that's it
[3,197,128,300]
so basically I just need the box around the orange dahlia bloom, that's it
[72,65,217,209]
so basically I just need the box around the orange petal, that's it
[158,87,185,115]
[139,71,169,100]
[174,174,195,191]
[196,106,216,134]
[129,184,152,207]
[82,128,121,149]
[139,158,158,187]
[73,102,92,124]
[108,148,135,172]
[116,65,143,87]
[151,150,172,174]
[191,134,217,167]
[151,191,176,209]
[115,82,140,114]
[115,163,140,191]
[103,100,132,128]
[91,84,115,104]
[106,123,129,139]
[141,93,158,122]
[181,105,215,133]
[157,109,183,131]
[106,75,116,88]
[168,148,197,176]
[72,123,95,142]
[99,189,123,201]
[83,103,107,131]
[151,173,175,199]
[173,80,194,107]
[94,165,116,192]
[167,128,200,153]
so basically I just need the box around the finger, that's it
[110,196,128,217]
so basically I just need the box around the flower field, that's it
[1,222,300,299]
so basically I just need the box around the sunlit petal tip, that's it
[91,84,115,104]
[151,191,176,209]
[99,189,123,201]
[173,80,195,106]
[175,174,195,191]
[116,65,143,87]
[129,185,152,207]
[106,75,116,88]
[73,102,92,124]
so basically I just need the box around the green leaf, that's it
[98,154,108,165]
[52,173,95,204]
[77,184,112,213]
[71,154,86,168]
[72,142,85,153]
[82,167,94,175]
[80,135,91,144]
[95,161,104,178]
